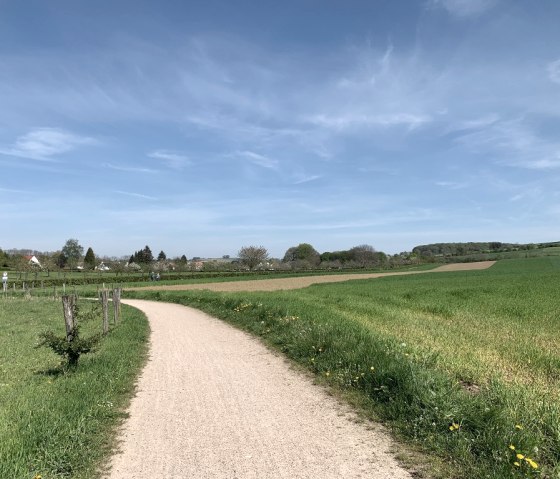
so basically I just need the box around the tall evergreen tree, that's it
[84,247,96,269]
[157,250,167,261]
[142,245,153,263]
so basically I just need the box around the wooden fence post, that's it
[62,295,76,342]
[112,288,121,324]
[100,290,109,335]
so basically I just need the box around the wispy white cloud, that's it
[308,113,432,131]
[104,163,158,174]
[455,118,560,170]
[0,128,96,161]
[148,150,191,169]
[236,150,278,169]
[428,0,499,17]
[0,187,30,194]
[435,181,468,190]
[450,114,500,132]
[547,59,560,84]
[293,174,322,185]
[114,190,158,200]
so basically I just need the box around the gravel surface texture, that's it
[104,300,414,479]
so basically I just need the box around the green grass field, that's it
[126,257,560,478]
[3,257,558,478]
[0,298,149,478]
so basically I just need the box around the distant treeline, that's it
[412,241,560,257]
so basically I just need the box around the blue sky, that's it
[1,0,559,258]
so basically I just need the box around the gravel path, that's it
[127,261,495,293]
[105,300,413,479]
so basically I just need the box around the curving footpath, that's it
[104,300,413,479]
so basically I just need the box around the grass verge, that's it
[0,298,149,479]
[125,257,560,479]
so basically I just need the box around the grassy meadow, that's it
[0,298,149,479]
[126,257,560,478]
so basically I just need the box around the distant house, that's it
[24,255,42,268]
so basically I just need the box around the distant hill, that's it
[412,241,560,257]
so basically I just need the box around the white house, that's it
[24,255,42,268]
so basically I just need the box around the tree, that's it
[84,247,96,269]
[349,244,377,267]
[180,254,188,263]
[130,245,154,264]
[38,254,58,276]
[142,245,153,263]
[61,239,84,269]
[55,251,68,269]
[282,243,320,266]
[238,245,269,270]
[0,248,9,268]
[157,250,167,261]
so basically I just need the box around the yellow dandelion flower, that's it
[449,423,460,431]
[370,366,375,371]
[325,371,330,377]
[513,462,520,467]
[515,424,523,430]
[516,453,524,460]
[508,445,515,450]
[525,458,538,469]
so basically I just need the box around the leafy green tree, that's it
[157,250,167,261]
[349,244,378,267]
[84,247,96,269]
[38,254,58,276]
[238,245,268,270]
[61,239,84,269]
[283,243,320,266]
[0,248,9,268]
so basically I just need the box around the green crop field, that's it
[126,257,560,478]
[0,298,149,479]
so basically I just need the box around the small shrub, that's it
[37,299,102,368]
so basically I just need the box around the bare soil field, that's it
[126,261,495,293]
